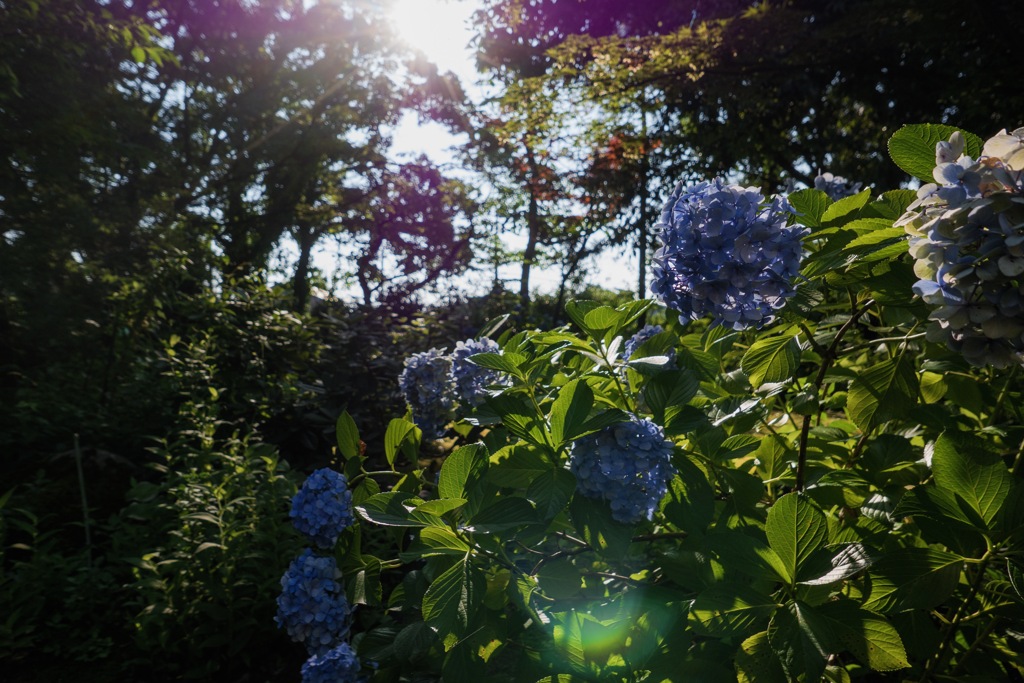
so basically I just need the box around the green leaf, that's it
[384,418,419,468]
[400,527,471,562]
[930,432,1013,528]
[487,443,550,489]
[888,123,985,183]
[862,547,963,613]
[466,496,540,534]
[536,559,583,599]
[549,379,593,446]
[788,189,832,228]
[800,543,878,586]
[335,411,361,460]
[818,601,909,671]
[702,532,789,583]
[438,443,489,500]
[736,631,788,683]
[765,493,829,584]
[468,352,524,379]
[583,305,619,332]
[526,468,576,521]
[356,492,429,528]
[570,495,634,559]
[644,370,699,423]
[767,601,834,682]
[741,335,802,388]
[821,188,872,225]
[564,300,603,337]
[863,189,918,220]
[846,355,919,431]
[689,583,778,637]
[422,556,485,650]
[130,45,145,62]
[660,457,715,536]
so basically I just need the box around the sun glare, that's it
[388,0,476,81]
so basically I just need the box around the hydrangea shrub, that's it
[279,123,1024,683]
[289,468,354,548]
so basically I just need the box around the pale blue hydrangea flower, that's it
[814,172,863,201]
[290,468,354,549]
[569,416,675,524]
[399,348,456,438]
[451,337,506,407]
[301,642,364,683]
[650,178,808,330]
[276,549,351,655]
[898,128,1024,367]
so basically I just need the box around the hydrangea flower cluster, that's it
[290,468,354,548]
[300,642,364,683]
[814,172,863,201]
[622,324,675,364]
[568,416,676,524]
[275,549,352,655]
[451,337,503,407]
[399,348,457,438]
[400,338,507,436]
[650,178,808,330]
[896,128,1024,367]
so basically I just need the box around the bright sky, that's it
[308,0,637,302]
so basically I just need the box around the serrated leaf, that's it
[335,411,360,460]
[438,443,489,500]
[846,355,919,431]
[536,559,583,599]
[702,532,789,583]
[570,495,633,559]
[788,189,832,228]
[468,352,524,378]
[526,468,576,521]
[422,557,484,650]
[888,123,985,183]
[767,601,833,682]
[550,379,593,446]
[736,631,788,683]
[356,492,429,528]
[800,543,878,585]
[384,418,419,468]
[821,188,872,224]
[862,547,963,613]
[400,527,472,562]
[645,369,699,423]
[689,583,777,637]
[465,496,540,533]
[930,432,1013,528]
[818,601,909,671]
[766,493,829,584]
[741,335,802,388]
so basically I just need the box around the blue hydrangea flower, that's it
[276,549,352,655]
[897,128,1024,367]
[622,324,675,365]
[301,642,364,683]
[813,172,863,201]
[451,337,506,407]
[399,348,456,438]
[650,178,808,330]
[290,468,354,548]
[568,416,676,524]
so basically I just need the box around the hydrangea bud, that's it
[276,549,352,654]
[290,468,354,548]
[399,348,456,438]
[650,178,808,330]
[451,337,505,407]
[813,172,863,201]
[301,642,364,683]
[897,128,1024,367]
[568,416,675,524]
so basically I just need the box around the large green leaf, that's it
[660,457,715,536]
[767,601,834,682]
[741,334,802,388]
[400,527,472,562]
[689,583,778,637]
[888,123,985,183]
[335,411,360,460]
[821,188,872,225]
[549,379,593,446]
[422,556,485,650]
[356,492,429,528]
[466,496,540,534]
[384,417,419,468]
[862,547,963,613]
[735,631,788,683]
[800,543,878,586]
[569,495,634,559]
[765,493,829,584]
[817,601,909,672]
[846,355,919,431]
[787,189,831,228]
[930,432,1013,529]
[438,443,489,501]
[468,352,525,379]
[526,467,576,521]
[702,532,789,583]
[644,369,699,424]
